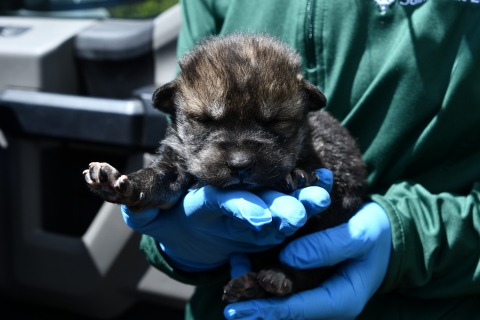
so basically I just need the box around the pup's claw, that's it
[274,168,318,193]
[284,173,295,192]
[84,169,97,186]
[114,175,130,194]
[257,268,292,296]
[311,171,319,185]
[222,272,265,302]
[295,170,307,188]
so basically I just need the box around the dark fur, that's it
[84,34,367,301]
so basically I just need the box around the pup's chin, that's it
[222,181,262,190]
[190,165,292,191]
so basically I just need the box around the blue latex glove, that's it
[225,202,392,320]
[122,169,333,272]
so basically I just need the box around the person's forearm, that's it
[372,181,480,297]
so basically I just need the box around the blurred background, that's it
[0,1,195,318]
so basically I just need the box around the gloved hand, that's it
[224,202,392,320]
[122,169,333,272]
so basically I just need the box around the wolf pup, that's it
[83,34,367,302]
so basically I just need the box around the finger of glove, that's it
[254,190,308,236]
[184,186,272,230]
[279,222,370,269]
[224,295,306,320]
[313,168,333,193]
[299,253,391,320]
[229,253,252,279]
[289,186,330,219]
[219,169,332,230]
[279,202,390,269]
[121,205,160,231]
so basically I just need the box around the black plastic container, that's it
[75,19,154,99]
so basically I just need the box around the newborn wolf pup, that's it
[83,34,367,302]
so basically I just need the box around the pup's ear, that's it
[303,80,327,111]
[152,81,177,115]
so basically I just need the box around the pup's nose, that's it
[226,152,255,176]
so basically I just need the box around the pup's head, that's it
[153,34,326,189]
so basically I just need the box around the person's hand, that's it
[122,169,333,272]
[224,202,392,320]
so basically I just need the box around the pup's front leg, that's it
[84,146,192,212]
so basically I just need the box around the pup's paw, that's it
[222,272,266,303]
[257,268,293,296]
[275,168,319,193]
[83,162,142,206]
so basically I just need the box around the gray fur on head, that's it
[153,34,326,189]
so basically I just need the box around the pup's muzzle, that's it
[226,151,255,180]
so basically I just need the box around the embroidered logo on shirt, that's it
[374,0,428,13]
[399,0,427,5]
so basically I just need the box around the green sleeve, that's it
[371,181,480,298]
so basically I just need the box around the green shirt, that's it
[142,0,480,318]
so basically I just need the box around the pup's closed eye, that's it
[192,115,215,123]
[264,120,297,137]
